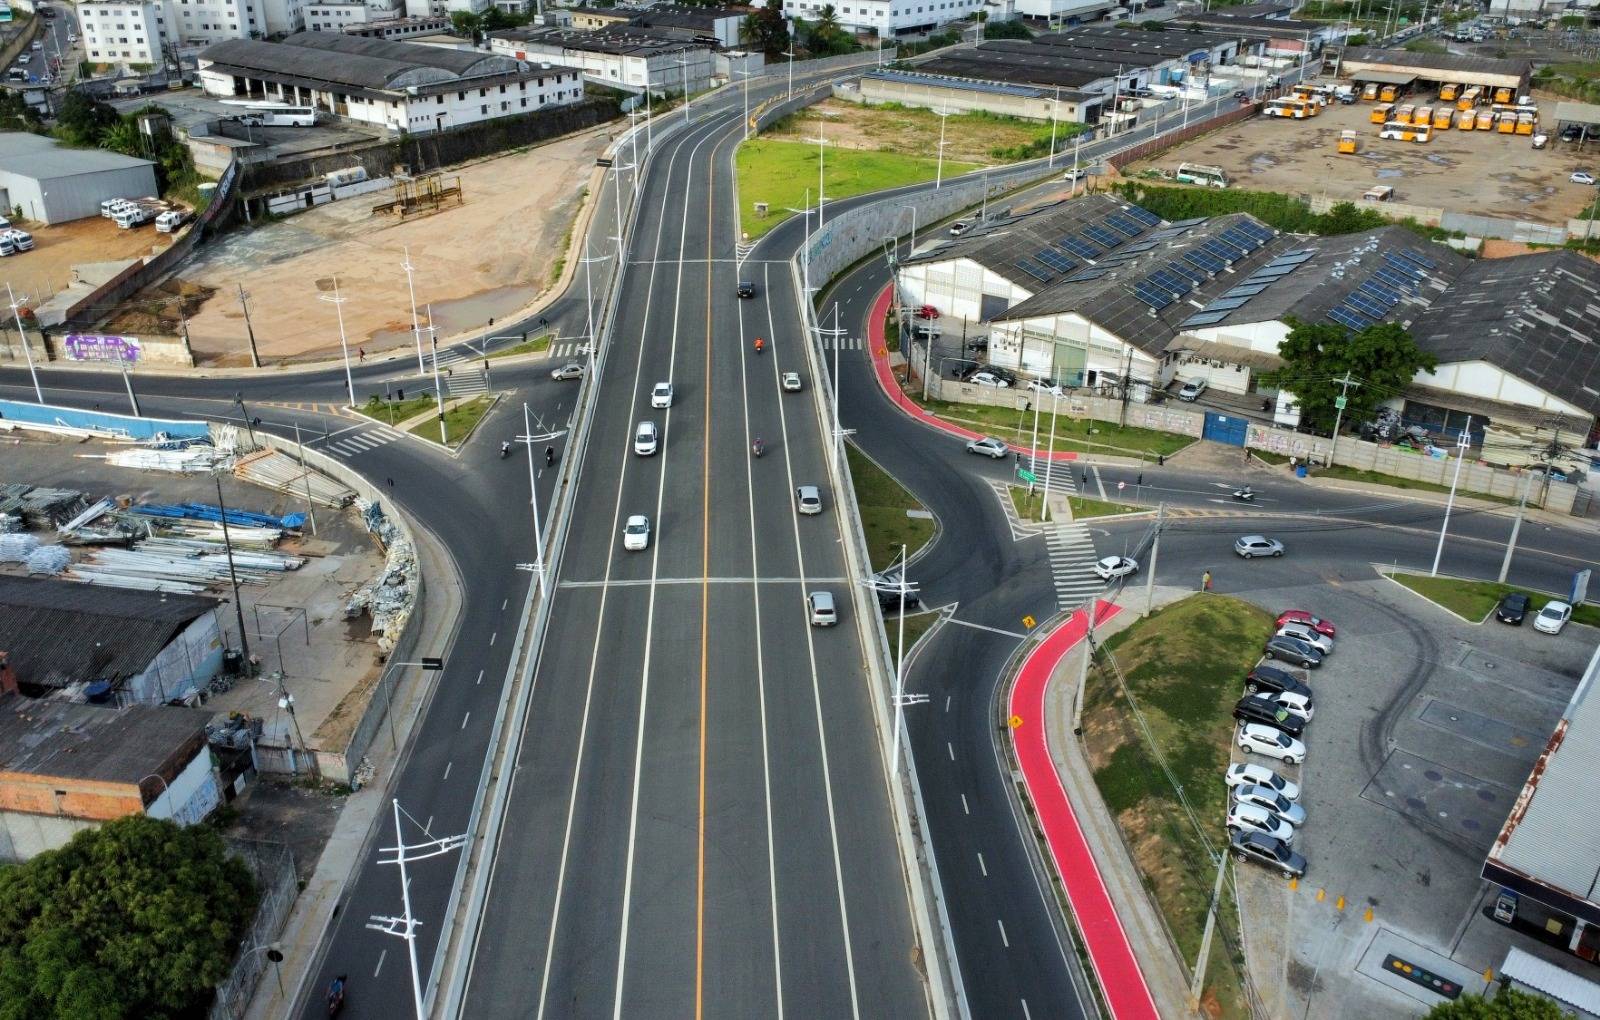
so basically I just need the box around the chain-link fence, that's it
[208,840,298,1020]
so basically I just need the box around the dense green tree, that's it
[97,119,144,158]
[1260,319,1437,435]
[0,89,42,133]
[1425,986,1568,1019]
[54,90,119,147]
[741,0,791,56]
[0,815,257,1020]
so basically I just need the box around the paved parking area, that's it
[1229,573,1596,1018]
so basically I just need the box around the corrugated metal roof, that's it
[1497,659,1600,900]
[1341,46,1532,80]
[201,33,521,91]
[1349,69,1417,85]
[0,696,209,784]
[0,575,218,691]
[1501,946,1600,1014]
[0,132,154,179]
[1554,101,1600,126]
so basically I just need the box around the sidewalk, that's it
[243,511,464,1020]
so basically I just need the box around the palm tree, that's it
[816,3,841,37]
[98,119,143,158]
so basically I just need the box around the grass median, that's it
[1083,595,1277,1020]
[407,395,494,448]
[920,396,1192,459]
[736,139,979,241]
[846,443,935,572]
[357,394,437,428]
[1009,486,1140,523]
[486,333,552,360]
[1311,464,1515,505]
[1388,572,1600,628]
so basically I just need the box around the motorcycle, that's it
[545,447,555,467]
[1232,487,1256,502]
[500,441,512,459]
[327,975,347,1017]
[752,438,765,458]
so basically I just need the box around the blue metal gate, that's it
[1203,411,1248,447]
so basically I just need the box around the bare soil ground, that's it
[124,123,613,366]
[9,215,176,306]
[764,98,1054,166]
[1125,93,1593,224]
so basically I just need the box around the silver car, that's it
[966,437,1009,459]
[1234,535,1285,558]
[796,485,823,515]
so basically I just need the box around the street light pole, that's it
[816,119,827,228]
[1042,387,1059,517]
[1430,416,1472,577]
[892,542,909,775]
[401,245,426,376]
[934,108,951,187]
[1048,85,1060,167]
[520,401,548,601]
[318,277,356,407]
[6,282,41,402]
[426,306,446,446]
[1326,370,1361,466]
[784,47,794,100]
[1498,469,1535,584]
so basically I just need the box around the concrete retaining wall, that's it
[1103,101,1258,169]
[0,398,210,440]
[1309,192,1443,226]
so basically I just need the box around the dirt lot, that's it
[1125,93,1594,223]
[120,123,613,366]
[766,98,1073,165]
[8,215,175,307]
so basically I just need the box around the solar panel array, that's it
[1035,248,1076,273]
[1177,241,1314,330]
[1326,254,1418,332]
[1060,236,1104,260]
[1184,248,1228,275]
[1014,257,1054,284]
[1067,267,1113,282]
[1328,305,1373,332]
[1085,224,1122,249]
[1124,204,1162,227]
[1104,213,1145,238]
[1132,281,1174,310]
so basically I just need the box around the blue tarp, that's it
[132,502,307,530]
[0,400,211,441]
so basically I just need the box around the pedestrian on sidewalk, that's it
[358,347,365,362]
[1158,453,1165,467]
[1202,570,1213,592]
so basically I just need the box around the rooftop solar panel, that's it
[1148,269,1194,295]
[1182,310,1231,327]
[1168,216,1207,228]
[1147,227,1192,241]
[1067,267,1114,282]
[1167,260,1206,284]
[1328,305,1373,332]
[1243,268,1294,284]
[1225,283,1271,297]
[1381,251,1424,278]
[1391,247,1437,270]
[1218,227,1263,253]
[1085,225,1122,248]
[1204,296,1250,312]
[1346,292,1390,320]
[1185,249,1227,275]
[1116,239,1159,255]
[1014,258,1054,283]
[1237,221,1276,243]
[1374,266,1418,293]
[1035,248,1076,272]
[1356,280,1400,306]
[1201,240,1241,264]
[1104,214,1145,238]
[1061,236,1104,259]
[1124,205,1162,226]
[1267,249,1315,266]
[1132,281,1174,310]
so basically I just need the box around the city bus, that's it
[1433,106,1454,130]
[1175,163,1229,187]
[1380,120,1432,143]
[1371,101,1395,124]
[223,102,317,127]
[1264,97,1312,118]
[1456,107,1477,130]
[1458,85,1483,110]
[1413,104,1434,126]
[1439,82,1460,102]
[1361,81,1379,100]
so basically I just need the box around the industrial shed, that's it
[1338,47,1531,93]
[0,132,157,225]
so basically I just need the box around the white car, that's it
[969,372,1010,388]
[650,381,673,408]
[1178,378,1208,401]
[808,590,837,627]
[15,54,28,65]
[1270,689,1314,723]
[781,371,802,392]
[1224,762,1300,802]
[1026,379,1064,397]
[1534,600,1574,635]
[1226,801,1296,844]
[633,420,659,456]
[796,485,823,515]
[4,229,32,252]
[1275,623,1332,655]
[622,514,650,551]
[1093,555,1138,580]
[1232,783,1307,826]
[966,437,1009,459]
[1237,722,1306,765]
[1235,535,1285,558]
[1572,171,1597,186]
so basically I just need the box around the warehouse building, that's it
[1484,649,1600,968]
[0,132,157,225]
[198,32,585,135]
[783,0,985,37]
[1337,47,1532,96]
[0,659,223,860]
[897,194,1599,440]
[488,25,725,96]
[850,68,1102,125]
[0,574,224,705]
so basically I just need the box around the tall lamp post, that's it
[400,245,427,376]
[933,107,952,187]
[317,277,356,407]
[1430,416,1473,577]
[6,282,41,402]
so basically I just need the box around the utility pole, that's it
[1326,370,1361,466]
[213,477,251,671]
[367,800,466,1020]
[293,420,317,537]
[401,246,426,376]
[1118,346,1133,427]
[1498,469,1534,584]
[1189,850,1231,1011]
[426,306,447,446]
[1430,415,1472,577]
[7,282,41,403]
[1144,502,1162,617]
[1042,388,1059,521]
[236,284,261,369]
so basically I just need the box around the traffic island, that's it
[844,443,935,571]
[1385,571,1600,628]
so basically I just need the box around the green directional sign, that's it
[1018,468,1038,484]
[1334,395,1347,410]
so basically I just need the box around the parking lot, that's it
[1125,94,1596,222]
[1228,574,1596,1018]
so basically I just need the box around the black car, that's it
[1244,665,1311,698]
[1233,694,1306,737]
[737,280,755,298]
[1264,635,1322,668]
[877,587,923,612]
[1496,592,1531,625]
[966,337,989,352]
[1231,830,1306,878]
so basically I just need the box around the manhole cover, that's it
[1406,797,1427,811]
[1425,770,1443,781]
[1477,789,1498,802]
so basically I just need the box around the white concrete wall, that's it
[898,257,1032,323]
[127,609,224,704]
[784,0,985,34]
[1424,360,1588,419]
[989,310,1157,386]
[147,750,223,826]
[0,811,96,862]
[305,2,370,30]
[490,35,712,93]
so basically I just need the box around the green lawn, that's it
[407,395,494,447]
[846,443,936,571]
[1083,595,1277,1020]
[1250,448,1291,466]
[736,139,979,240]
[920,397,1192,459]
[487,333,552,360]
[1389,572,1600,628]
[1008,486,1140,523]
[358,394,438,427]
[1312,464,1514,504]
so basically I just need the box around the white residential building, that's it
[199,31,584,134]
[78,0,167,66]
[80,0,306,67]
[305,0,381,31]
[783,0,986,37]
[489,25,723,96]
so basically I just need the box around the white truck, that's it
[114,199,166,229]
[154,208,191,233]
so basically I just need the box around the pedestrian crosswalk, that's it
[817,335,864,351]
[1046,523,1107,610]
[546,341,591,361]
[322,424,405,459]
[447,368,488,398]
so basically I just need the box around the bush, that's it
[1111,182,1459,242]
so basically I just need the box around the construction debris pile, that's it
[346,499,417,656]
[0,484,92,530]
[234,450,356,508]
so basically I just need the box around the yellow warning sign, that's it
[877,345,888,356]
[1022,615,1036,629]
[1008,715,1024,729]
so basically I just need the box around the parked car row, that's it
[1229,608,1338,879]
[1495,591,1574,634]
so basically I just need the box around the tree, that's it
[1425,986,1569,1019]
[1260,318,1437,435]
[98,119,144,158]
[0,815,258,1020]
[449,10,481,36]
[54,90,118,147]
[0,90,42,133]
[741,0,790,56]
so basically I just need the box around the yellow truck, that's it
[1338,130,1359,153]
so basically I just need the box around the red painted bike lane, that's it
[864,286,1079,462]
[1007,601,1161,1020]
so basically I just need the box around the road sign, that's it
[420,656,444,671]
[1334,395,1347,410]
[1573,568,1591,606]
[1022,614,1036,629]
[1008,714,1024,729]
[1018,468,1038,484]
[1117,481,1126,491]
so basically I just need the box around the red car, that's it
[1276,610,1335,637]
[915,304,940,320]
